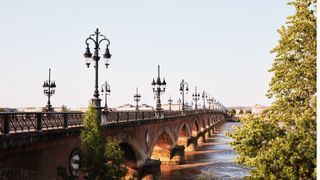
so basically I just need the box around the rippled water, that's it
[161,122,250,179]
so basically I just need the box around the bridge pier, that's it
[198,131,206,144]
[211,125,216,134]
[205,128,211,139]
[186,136,198,151]
[170,145,185,164]
[138,158,161,180]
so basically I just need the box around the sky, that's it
[0,0,294,109]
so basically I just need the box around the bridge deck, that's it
[0,110,227,149]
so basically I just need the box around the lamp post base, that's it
[91,98,102,125]
[155,110,164,119]
[42,105,54,112]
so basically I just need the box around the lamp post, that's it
[213,98,217,110]
[179,79,189,111]
[83,28,111,123]
[208,97,213,110]
[177,98,181,111]
[192,86,200,110]
[42,68,56,112]
[101,81,111,111]
[168,96,173,111]
[151,65,166,117]
[202,91,208,109]
[134,88,141,111]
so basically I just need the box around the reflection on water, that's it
[161,122,250,179]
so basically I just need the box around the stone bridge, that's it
[0,110,227,179]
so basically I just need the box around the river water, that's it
[161,122,250,179]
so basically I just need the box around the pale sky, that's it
[0,0,293,109]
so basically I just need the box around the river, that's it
[161,122,250,179]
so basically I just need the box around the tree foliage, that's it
[80,106,127,179]
[228,0,316,179]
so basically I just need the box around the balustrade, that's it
[0,109,224,135]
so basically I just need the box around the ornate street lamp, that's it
[202,91,208,109]
[192,86,200,110]
[84,28,111,123]
[101,81,111,111]
[177,98,181,111]
[179,79,189,111]
[208,96,213,110]
[168,96,173,111]
[134,88,141,111]
[42,68,56,112]
[152,65,166,115]
[212,98,217,110]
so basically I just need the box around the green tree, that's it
[245,110,252,114]
[228,0,316,179]
[80,106,127,179]
[239,109,244,114]
[0,108,5,112]
[231,109,236,114]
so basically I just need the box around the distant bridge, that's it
[0,110,227,179]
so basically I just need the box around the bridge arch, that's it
[177,124,191,147]
[192,120,200,136]
[119,143,138,170]
[202,119,206,131]
[150,129,175,162]
[112,133,146,168]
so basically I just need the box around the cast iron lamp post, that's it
[83,28,111,123]
[213,99,218,110]
[177,98,181,111]
[42,68,56,112]
[202,91,208,110]
[134,88,141,111]
[101,81,111,111]
[168,96,173,111]
[208,96,213,110]
[192,86,200,110]
[151,65,166,117]
[179,79,189,111]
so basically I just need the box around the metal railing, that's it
[0,110,225,135]
[0,112,83,135]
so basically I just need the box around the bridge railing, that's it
[0,109,226,135]
[102,111,156,123]
[0,112,83,135]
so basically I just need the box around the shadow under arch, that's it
[119,143,138,170]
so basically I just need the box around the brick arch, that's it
[177,123,191,147]
[202,119,206,130]
[119,143,138,169]
[177,123,191,138]
[112,134,146,168]
[150,127,175,150]
[150,128,175,162]
[192,120,200,136]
